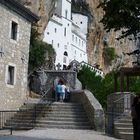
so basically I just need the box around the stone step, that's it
[44,113,87,118]
[119,132,133,140]
[3,125,33,130]
[20,107,84,113]
[9,116,89,123]
[116,118,132,123]
[115,127,133,133]
[45,110,86,115]
[114,122,133,128]
[114,116,133,140]
[38,117,88,122]
[51,102,82,106]
[35,124,92,129]
[35,120,90,125]
[4,101,91,130]
[4,122,34,130]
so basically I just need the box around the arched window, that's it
[64,51,68,56]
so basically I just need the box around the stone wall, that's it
[0,4,31,110]
[30,70,77,96]
[71,90,105,132]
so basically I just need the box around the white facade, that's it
[43,0,88,69]
[72,13,88,35]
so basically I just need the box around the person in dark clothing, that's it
[135,95,140,140]
[131,96,139,140]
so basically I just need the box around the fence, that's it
[106,92,134,135]
[0,88,54,135]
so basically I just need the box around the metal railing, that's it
[106,93,134,135]
[0,87,55,135]
[0,109,34,135]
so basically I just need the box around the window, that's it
[63,51,68,64]
[75,37,77,43]
[11,21,18,40]
[64,28,66,36]
[79,39,80,46]
[7,66,15,85]
[57,43,59,48]
[65,10,68,19]
[54,28,57,33]
[64,51,68,56]
[82,41,83,47]
[52,40,54,45]
[72,35,74,41]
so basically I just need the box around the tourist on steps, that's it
[60,81,66,102]
[56,82,61,101]
[64,84,70,102]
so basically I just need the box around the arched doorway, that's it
[63,51,68,70]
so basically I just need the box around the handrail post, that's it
[10,127,12,135]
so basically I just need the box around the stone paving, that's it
[0,128,123,140]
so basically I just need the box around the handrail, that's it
[113,96,124,103]
[41,87,50,99]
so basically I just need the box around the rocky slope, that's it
[85,0,135,73]
[19,0,135,73]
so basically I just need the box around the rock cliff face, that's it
[19,0,135,73]
[18,0,55,39]
[85,0,134,73]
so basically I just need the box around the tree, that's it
[28,27,55,73]
[98,0,140,39]
[78,66,140,107]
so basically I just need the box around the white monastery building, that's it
[43,0,88,69]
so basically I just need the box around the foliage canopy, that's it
[28,27,55,72]
[78,66,140,108]
[98,0,140,39]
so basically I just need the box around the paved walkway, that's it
[0,128,123,140]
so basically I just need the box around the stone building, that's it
[43,0,88,69]
[0,0,38,110]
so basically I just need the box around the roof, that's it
[116,67,140,76]
[0,0,39,22]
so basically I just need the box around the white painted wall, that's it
[72,13,88,35]
[43,0,88,69]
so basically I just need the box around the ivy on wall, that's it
[28,26,55,73]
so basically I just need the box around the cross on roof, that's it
[56,63,61,70]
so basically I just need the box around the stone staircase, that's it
[114,116,133,140]
[4,101,92,130]
[35,102,92,129]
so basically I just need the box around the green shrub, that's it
[78,66,140,108]
[103,47,116,65]
[28,27,55,72]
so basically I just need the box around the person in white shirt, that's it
[61,82,66,101]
